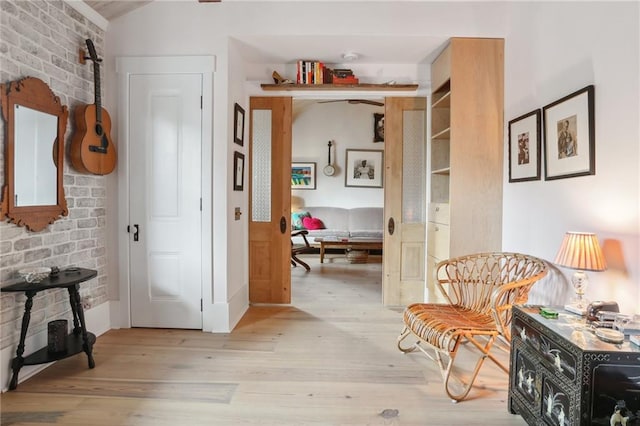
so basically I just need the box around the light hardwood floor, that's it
[1,254,527,425]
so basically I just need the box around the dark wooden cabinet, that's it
[509,306,640,426]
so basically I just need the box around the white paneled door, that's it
[129,73,203,328]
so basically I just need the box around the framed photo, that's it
[233,151,244,191]
[291,162,316,190]
[345,149,383,188]
[233,103,245,146]
[373,113,384,142]
[543,85,595,180]
[508,109,541,182]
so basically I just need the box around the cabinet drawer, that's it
[513,316,578,385]
[427,222,450,260]
[428,203,450,225]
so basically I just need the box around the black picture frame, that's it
[543,85,595,180]
[508,109,541,182]
[233,151,244,191]
[373,113,384,142]
[234,103,245,146]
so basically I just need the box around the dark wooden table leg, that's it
[68,285,95,369]
[9,290,36,390]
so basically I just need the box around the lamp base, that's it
[564,303,587,316]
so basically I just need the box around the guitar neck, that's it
[93,61,102,124]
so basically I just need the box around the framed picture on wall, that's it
[233,151,244,191]
[373,113,384,142]
[345,149,383,188]
[234,103,245,146]
[508,109,541,182]
[543,85,595,180]
[291,162,316,190]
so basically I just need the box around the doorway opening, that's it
[290,98,385,305]
[248,95,426,307]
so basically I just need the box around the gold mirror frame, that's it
[0,77,68,231]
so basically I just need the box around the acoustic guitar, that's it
[70,39,117,175]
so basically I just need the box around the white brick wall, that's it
[0,0,108,350]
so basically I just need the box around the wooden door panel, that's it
[248,97,292,304]
[383,97,427,306]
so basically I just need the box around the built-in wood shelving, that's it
[260,83,419,92]
[431,128,450,140]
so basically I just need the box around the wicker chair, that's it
[397,252,548,402]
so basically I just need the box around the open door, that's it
[248,97,292,303]
[383,97,427,306]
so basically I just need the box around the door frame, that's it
[247,94,428,306]
[115,56,214,329]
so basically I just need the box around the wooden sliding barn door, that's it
[383,97,427,306]
[248,97,292,303]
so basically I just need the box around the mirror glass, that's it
[14,104,57,206]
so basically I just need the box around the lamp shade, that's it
[554,232,607,272]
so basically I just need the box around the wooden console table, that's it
[508,305,640,425]
[2,268,97,390]
[315,237,383,263]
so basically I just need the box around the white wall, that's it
[502,2,639,313]
[104,1,640,331]
[292,101,385,208]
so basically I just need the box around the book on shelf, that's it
[333,68,354,78]
[332,76,359,85]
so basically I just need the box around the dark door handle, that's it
[133,224,139,241]
[388,217,395,235]
[280,216,287,234]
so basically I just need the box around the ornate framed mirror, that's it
[0,77,68,231]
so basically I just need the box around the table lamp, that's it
[554,232,607,315]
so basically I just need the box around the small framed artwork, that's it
[345,149,383,188]
[234,103,245,146]
[508,109,541,182]
[543,85,595,180]
[233,151,244,191]
[291,162,316,190]
[373,113,384,142]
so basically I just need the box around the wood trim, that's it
[0,77,69,232]
[260,83,418,92]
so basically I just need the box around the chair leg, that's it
[291,255,310,271]
[441,334,499,402]
[397,326,419,353]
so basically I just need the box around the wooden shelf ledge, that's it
[260,83,419,92]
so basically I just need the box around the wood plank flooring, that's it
[1,255,526,425]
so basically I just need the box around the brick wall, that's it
[0,1,109,350]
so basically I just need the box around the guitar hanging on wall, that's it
[323,140,336,176]
[70,39,117,175]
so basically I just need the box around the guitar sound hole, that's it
[94,124,103,137]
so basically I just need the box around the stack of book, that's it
[295,62,360,85]
[296,60,329,84]
[332,68,359,85]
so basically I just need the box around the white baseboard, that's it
[1,301,112,392]
[205,284,248,333]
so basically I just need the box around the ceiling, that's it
[84,1,152,20]
[84,1,446,65]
